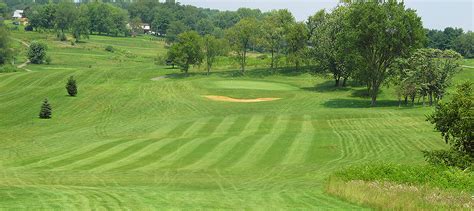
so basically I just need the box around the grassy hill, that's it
[0,29,472,209]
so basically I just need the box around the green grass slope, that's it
[0,30,472,209]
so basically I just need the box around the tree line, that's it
[167,1,447,106]
[427,27,474,58]
[26,2,128,40]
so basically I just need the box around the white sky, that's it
[178,0,474,31]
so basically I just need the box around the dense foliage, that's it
[167,31,203,75]
[0,24,12,65]
[427,27,473,58]
[27,41,47,64]
[344,1,425,105]
[391,48,463,106]
[426,82,473,167]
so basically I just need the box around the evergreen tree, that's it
[66,76,77,97]
[39,99,52,119]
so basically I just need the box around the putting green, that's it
[212,80,299,91]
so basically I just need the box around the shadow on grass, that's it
[301,80,351,93]
[323,98,401,108]
[163,66,311,79]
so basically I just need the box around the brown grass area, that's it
[204,95,281,103]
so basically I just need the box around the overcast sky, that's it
[177,0,474,31]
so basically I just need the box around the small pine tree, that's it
[39,99,52,119]
[66,76,77,97]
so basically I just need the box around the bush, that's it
[105,45,114,52]
[27,41,48,64]
[57,32,67,41]
[155,55,166,65]
[24,25,33,31]
[65,76,77,97]
[256,54,268,60]
[45,56,52,65]
[423,150,474,170]
[0,65,20,73]
[39,98,52,119]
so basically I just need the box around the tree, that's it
[453,32,474,58]
[0,2,7,18]
[152,8,173,36]
[259,9,295,71]
[54,1,76,33]
[225,18,259,74]
[285,22,308,70]
[27,41,48,64]
[196,19,214,36]
[109,6,129,37]
[312,7,359,87]
[306,9,325,41]
[427,82,473,161]
[0,25,12,65]
[347,1,425,105]
[66,76,77,97]
[72,5,90,42]
[39,98,52,119]
[168,31,203,75]
[203,35,227,75]
[166,21,188,44]
[407,48,462,106]
[130,17,143,37]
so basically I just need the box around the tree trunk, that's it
[411,95,415,106]
[370,84,379,106]
[342,78,348,87]
[335,77,340,87]
[429,92,433,106]
[271,50,274,71]
[241,50,246,75]
[371,95,377,106]
[404,96,408,105]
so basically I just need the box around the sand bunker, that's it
[204,95,281,103]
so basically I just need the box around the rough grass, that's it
[326,178,473,210]
[326,164,474,209]
[0,28,473,209]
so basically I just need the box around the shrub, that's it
[39,99,52,119]
[45,56,52,65]
[423,150,474,170]
[27,41,48,64]
[426,82,473,168]
[0,65,20,73]
[105,45,115,52]
[24,25,33,31]
[57,32,67,41]
[65,76,77,97]
[256,54,268,60]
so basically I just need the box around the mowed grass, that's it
[1,30,473,209]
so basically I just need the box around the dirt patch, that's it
[204,95,281,103]
[151,76,167,81]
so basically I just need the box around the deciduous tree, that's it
[347,1,425,105]
[225,18,260,74]
[168,31,203,75]
[203,34,227,75]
